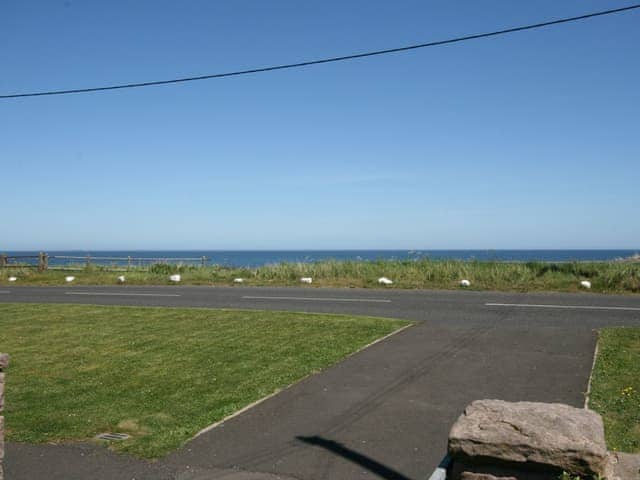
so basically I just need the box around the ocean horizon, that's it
[3,249,639,268]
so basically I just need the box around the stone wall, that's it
[0,353,8,480]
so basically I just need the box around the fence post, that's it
[38,252,48,271]
[0,255,6,269]
[0,353,9,480]
[128,256,132,269]
[201,256,207,267]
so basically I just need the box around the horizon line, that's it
[3,248,639,252]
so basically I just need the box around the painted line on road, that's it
[486,302,640,312]
[242,295,391,303]
[65,292,181,297]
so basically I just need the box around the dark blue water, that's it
[3,250,638,268]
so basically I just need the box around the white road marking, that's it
[65,292,181,297]
[242,295,391,303]
[486,302,640,312]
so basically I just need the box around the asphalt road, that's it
[3,286,640,480]
[2,285,640,325]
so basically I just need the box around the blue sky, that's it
[1,1,639,250]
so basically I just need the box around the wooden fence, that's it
[0,253,47,271]
[0,253,208,270]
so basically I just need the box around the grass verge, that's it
[589,327,640,452]
[0,303,408,458]
[2,258,640,293]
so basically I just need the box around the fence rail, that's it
[0,253,209,270]
[0,253,47,270]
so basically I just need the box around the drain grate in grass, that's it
[96,432,130,441]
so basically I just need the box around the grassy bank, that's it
[1,258,639,293]
[0,303,407,457]
[589,327,640,452]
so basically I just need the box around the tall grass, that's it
[2,258,639,293]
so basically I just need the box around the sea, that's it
[3,250,639,268]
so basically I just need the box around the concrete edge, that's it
[584,329,600,409]
[192,322,414,439]
[427,466,447,480]
[427,455,451,480]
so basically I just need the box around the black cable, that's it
[2,3,639,100]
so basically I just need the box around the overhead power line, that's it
[2,4,639,100]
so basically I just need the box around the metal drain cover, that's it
[96,432,130,441]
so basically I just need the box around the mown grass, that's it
[0,303,407,458]
[589,327,640,453]
[1,258,639,293]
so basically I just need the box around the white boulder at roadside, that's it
[460,279,471,287]
[65,276,75,283]
[8,276,17,282]
[233,278,244,283]
[169,274,181,282]
[300,277,313,284]
[378,277,393,285]
[117,275,126,283]
[580,280,592,289]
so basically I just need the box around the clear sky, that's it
[1,1,639,250]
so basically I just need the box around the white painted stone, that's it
[300,277,313,284]
[580,280,592,289]
[460,279,471,287]
[7,277,17,282]
[378,277,393,285]
[117,275,126,283]
[65,276,75,283]
[233,278,244,283]
[169,274,181,282]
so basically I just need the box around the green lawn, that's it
[589,327,640,453]
[0,303,407,458]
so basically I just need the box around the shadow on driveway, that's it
[297,435,413,480]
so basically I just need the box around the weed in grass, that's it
[558,473,606,480]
